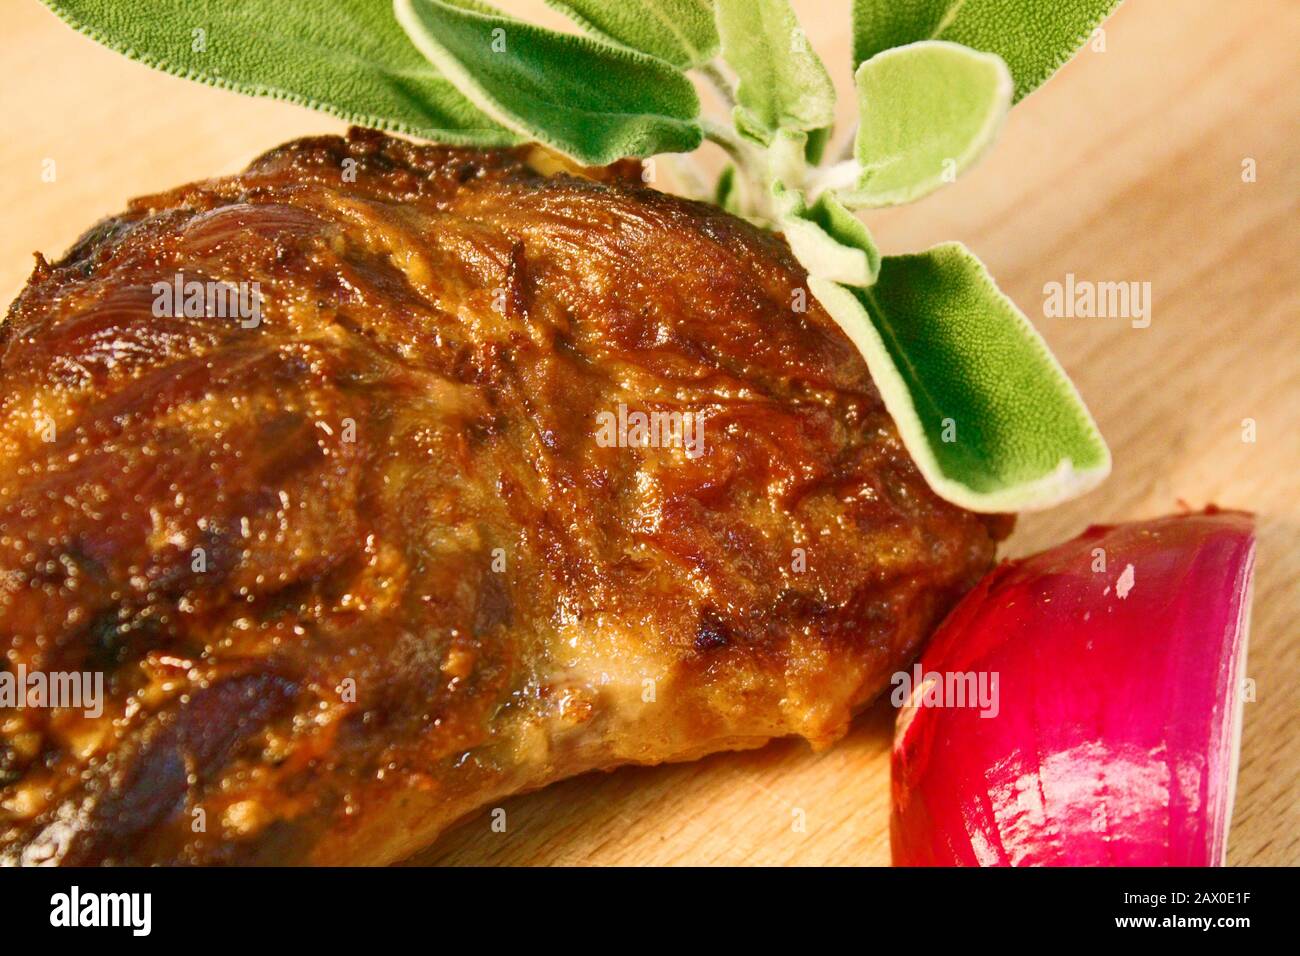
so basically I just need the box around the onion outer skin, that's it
[890,509,1255,866]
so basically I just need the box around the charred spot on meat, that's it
[0,128,1009,865]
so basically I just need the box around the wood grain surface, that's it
[1,0,1295,866]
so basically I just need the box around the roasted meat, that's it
[0,128,1008,865]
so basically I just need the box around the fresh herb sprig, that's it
[40,0,1120,512]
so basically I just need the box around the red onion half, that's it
[891,509,1255,866]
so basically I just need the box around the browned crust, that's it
[0,128,1008,865]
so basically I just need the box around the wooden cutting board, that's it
[2,0,1295,866]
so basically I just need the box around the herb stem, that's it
[804,159,861,200]
[701,119,746,161]
[702,118,771,221]
[697,61,737,109]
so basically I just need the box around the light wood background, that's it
[1,1,1295,866]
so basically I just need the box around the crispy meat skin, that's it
[0,129,1008,865]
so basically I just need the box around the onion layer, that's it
[891,509,1255,866]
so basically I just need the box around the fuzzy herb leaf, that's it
[839,41,1012,208]
[396,0,701,165]
[40,0,520,145]
[715,0,835,146]
[852,0,1123,102]
[544,0,718,69]
[808,243,1110,512]
[777,185,880,287]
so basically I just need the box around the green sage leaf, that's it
[715,0,835,146]
[852,0,1123,102]
[808,243,1110,512]
[40,0,519,145]
[776,185,880,287]
[396,0,701,165]
[840,41,1011,208]
[544,0,718,69]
